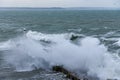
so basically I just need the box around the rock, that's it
[70,35,79,41]
[52,66,88,80]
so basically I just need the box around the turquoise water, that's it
[0,9,120,80]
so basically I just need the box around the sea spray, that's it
[0,30,120,79]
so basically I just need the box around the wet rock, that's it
[52,66,88,80]
[70,35,79,41]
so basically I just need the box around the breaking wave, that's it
[0,30,120,80]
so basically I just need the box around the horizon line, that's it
[0,7,120,10]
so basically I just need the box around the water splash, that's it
[0,30,120,80]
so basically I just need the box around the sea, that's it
[0,8,120,80]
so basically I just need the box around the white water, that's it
[0,30,120,80]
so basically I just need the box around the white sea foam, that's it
[1,30,120,80]
[0,40,13,50]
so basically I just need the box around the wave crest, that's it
[0,30,120,80]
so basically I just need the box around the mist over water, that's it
[1,9,120,80]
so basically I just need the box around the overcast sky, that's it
[0,0,120,7]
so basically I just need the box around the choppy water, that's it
[0,9,120,80]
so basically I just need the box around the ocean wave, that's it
[0,30,120,80]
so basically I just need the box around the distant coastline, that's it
[0,7,120,10]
